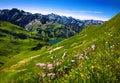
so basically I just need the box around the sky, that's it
[0,0,120,21]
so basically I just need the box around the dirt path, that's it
[4,54,41,72]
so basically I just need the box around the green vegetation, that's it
[26,21,76,38]
[0,21,48,67]
[0,13,120,83]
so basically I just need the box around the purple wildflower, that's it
[36,63,46,67]
[47,63,53,70]
[79,54,84,59]
[47,73,55,77]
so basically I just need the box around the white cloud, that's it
[57,13,109,21]
[72,15,109,21]
[63,10,103,14]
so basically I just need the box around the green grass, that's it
[0,13,120,83]
[0,21,48,67]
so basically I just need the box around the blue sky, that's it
[0,0,120,21]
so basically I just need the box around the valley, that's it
[0,9,120,82]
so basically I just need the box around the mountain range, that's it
[0,8,104,38]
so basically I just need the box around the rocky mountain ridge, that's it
[0,8,104,38]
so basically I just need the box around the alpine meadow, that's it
[0,0,120,83]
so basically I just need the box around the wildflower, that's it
[42,73,46,77]
[47,73,55,77]
[105,42,108,44]
[80,73,84,77]
[79,54,84,59]
[47,63,53,70]
[91,44,96,50]
[36,63,46,67]
[110,46,113,48]
[62,51,67,59]
[71,60,75,63]
[56,62,61,66]
[80,54,84,56]
[91,66,95,69]
[84,56,88,59]
[97,66,100,69]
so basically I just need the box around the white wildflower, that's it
[62,52,67,59]
[105,42,108,44]
[71,60,75,63]
[91,44,96,50]
[110,46,113,48]
[84,56,89,59]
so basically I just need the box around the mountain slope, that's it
[0,21,48,67]
[0,8,104,38]
[0,13,120,82]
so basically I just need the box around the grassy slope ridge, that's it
[0,21,48,67]
[0,13,120,82]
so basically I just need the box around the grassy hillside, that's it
[25,20,79,38]
[0,13,120,83]
[0,21,48,67]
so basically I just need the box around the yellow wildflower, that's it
[91,66,95,69]
[80,73,84,77]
